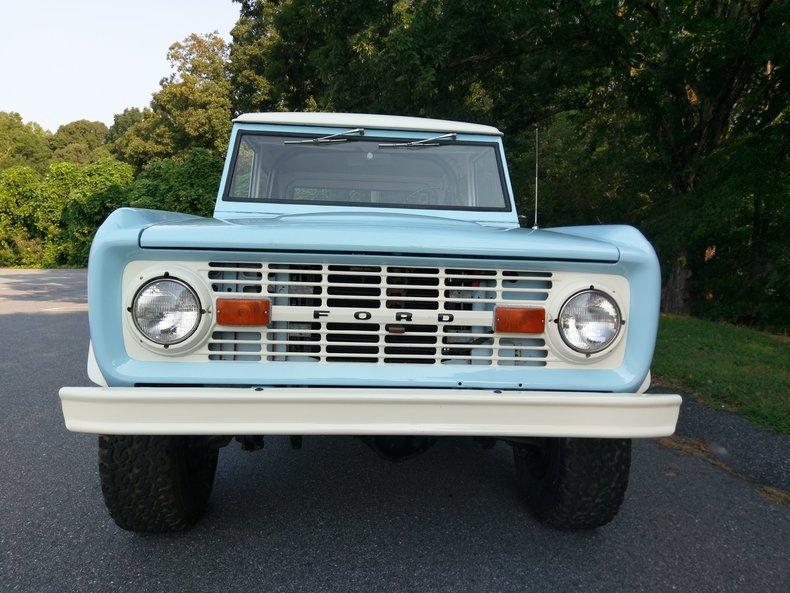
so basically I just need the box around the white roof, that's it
[233,112,502,136]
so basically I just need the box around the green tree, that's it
[114,33,233,168]
[229,1,567,122]
[0,112,52,171]
[8,159,135,266]
[48,119,110,164]
[556,1,788,313]
[0,166,44,265]
[155,32,233,152]
[228,0,788,327]
[128,147,224,217]
[106,107,145,144]
[681,118,789,328]
[111,108,176,170]
[0,157,134,267]
[50,119,108,152]
[56,159,134,266]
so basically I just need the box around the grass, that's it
[652,315,789,434]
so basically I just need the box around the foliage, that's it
[0,112,52,171]
[228,0,789,329]
[156,33,233,153]
[49,120,110,165]
[50,120,108,152]
[0,32,229,268]
[0,159,134,266]
[0,166,45,266]
[0,5,787,331]
[106,108,145,145]
[683,119,789,329]
[113,33,232,169]
[111,108,176,170]
[653,315,790,434]
[128,148,223,217]
[51,159,134,266]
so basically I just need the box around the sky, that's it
[0,0,240,131]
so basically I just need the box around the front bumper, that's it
[59,387,681,438]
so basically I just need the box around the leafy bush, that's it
[128,148,223,217]
[0,159,133,267]
[53,159,134,266]
[0,166,45,266]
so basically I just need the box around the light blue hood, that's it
[139,212,620,263]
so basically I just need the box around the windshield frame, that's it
[220,129,514,213]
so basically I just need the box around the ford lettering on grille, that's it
[311,310,456,322]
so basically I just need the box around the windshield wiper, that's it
[378,132,457,149]
[283,128,365,144]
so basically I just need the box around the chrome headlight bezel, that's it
[130,276,203,346]
[557,289,623,354]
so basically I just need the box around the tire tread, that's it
[514,438,631,529]
[98,435,217,533]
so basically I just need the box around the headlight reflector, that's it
[132,278,201,345]
[558,289,621,353]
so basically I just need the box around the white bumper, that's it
[59,387,681,438]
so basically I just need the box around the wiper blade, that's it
[378,132,457,148]
[283,128,365,144]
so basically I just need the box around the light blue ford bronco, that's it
[60,112,681,533]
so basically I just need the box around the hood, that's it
[138,212,620,263]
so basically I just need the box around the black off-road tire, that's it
[513,437,631,529]
[98,435,219,533]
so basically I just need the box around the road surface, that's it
[1,269,787,593]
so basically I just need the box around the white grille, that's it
[205,262,552,366]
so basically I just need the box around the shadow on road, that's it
[0,269,87,306]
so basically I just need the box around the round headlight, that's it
[558,289,622,353]
[132,278,201,345]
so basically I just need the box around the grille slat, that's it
[206,262,552,365]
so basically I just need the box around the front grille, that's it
[205,262,552,366]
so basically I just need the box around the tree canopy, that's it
[112,33,233,169]
[227,0,788,326]
[0,112,52,171]
[0,2,786,329]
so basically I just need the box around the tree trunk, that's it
[661,254,691,315]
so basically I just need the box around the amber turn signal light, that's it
[494,306,545,333]
[216,298,271,326]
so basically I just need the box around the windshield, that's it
[224,132,511,211]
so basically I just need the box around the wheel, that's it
[513,437,631,529]
[98,435,219,533]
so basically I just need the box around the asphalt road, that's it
[1,269,788,593]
